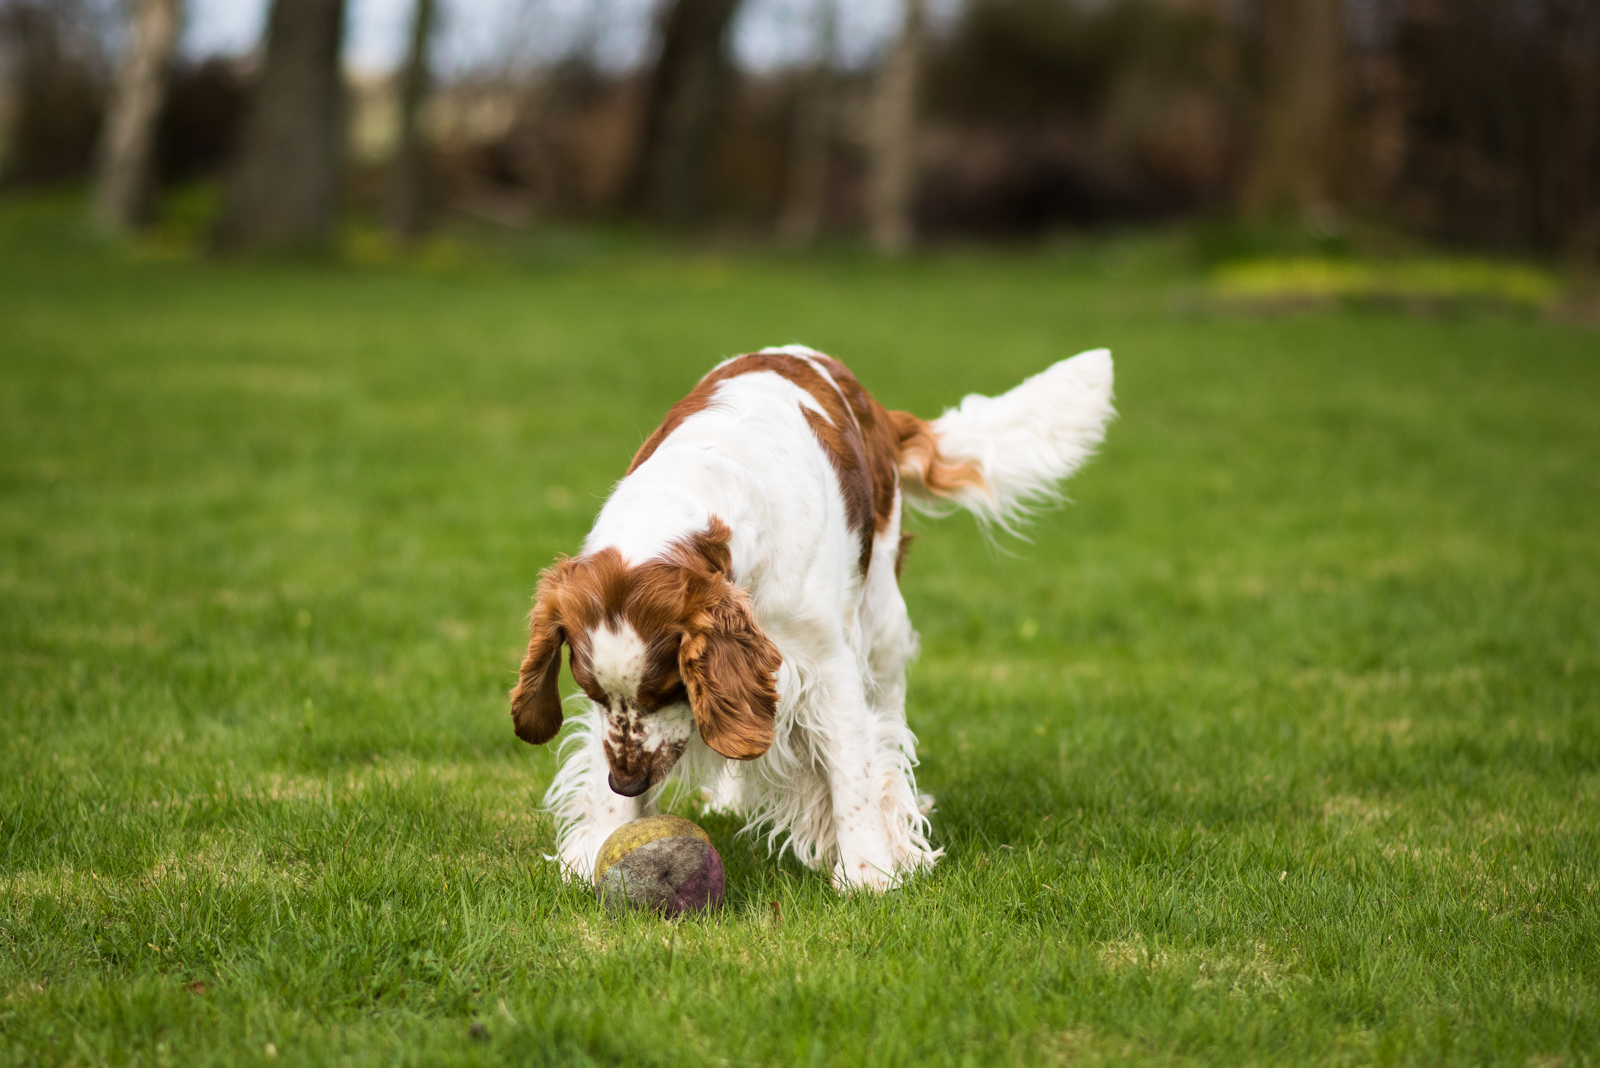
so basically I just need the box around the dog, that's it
[511,345,1114,890]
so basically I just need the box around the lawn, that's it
[1,199,1596,1067]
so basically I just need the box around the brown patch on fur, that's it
[510,551,629,744]
[663,519,734,577]
[809,353,903,533]
[887,408,988,501]
[512,558,573,744]
[628,352,911,575]
[510,519,780,761]
[628,369,732,476]
[895,531,915,580]
[659,519,780,759]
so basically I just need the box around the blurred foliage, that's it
[3,0,1596,260]
[925,0,1218,124]
[1210,256,1563,312]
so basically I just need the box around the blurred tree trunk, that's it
[1561,30,1598,279]
[624,0,742,224]
[215,0,347,253]
[867,0,925,255]
[92,0,181,232]
[1242,0,1347,220]
[386,0,435,243]
[776,0,835,246]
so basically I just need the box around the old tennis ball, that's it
[594,814,725,916]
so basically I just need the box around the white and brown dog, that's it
[512,346,1114,890]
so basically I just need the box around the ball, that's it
[593,814,725,916]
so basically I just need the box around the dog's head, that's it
[510,519,780,796]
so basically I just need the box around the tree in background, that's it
[386,0,436,242]
[92,0,181,232]
[868,0,926,254]
[624,0,742,225]
[1392,0,1600,265]
[215,0,346,252]
[1241,0,1347,221]
[776,0,836,246]
[0,0,109,185]
[4,0,1593,266]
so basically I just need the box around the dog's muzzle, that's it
[607,770,651,797]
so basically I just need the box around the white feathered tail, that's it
[894,348,1115,532]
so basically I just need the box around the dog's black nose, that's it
[608,770,650,797]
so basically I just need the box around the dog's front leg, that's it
[816,660,902,892]
[542,706,640,881]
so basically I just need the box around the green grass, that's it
[1,196,1597,1067]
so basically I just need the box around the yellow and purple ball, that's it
[593,814,725,916]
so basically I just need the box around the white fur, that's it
[913,348,1116,533]
[543,345,1114,890]
[588,621,647,700]
[640,701,695,754]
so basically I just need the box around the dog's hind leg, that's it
[854,508,942,880]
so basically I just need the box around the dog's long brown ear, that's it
[511,562,573,745]
[678,579,781,760]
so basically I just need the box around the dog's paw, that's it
[833,860,899,893]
